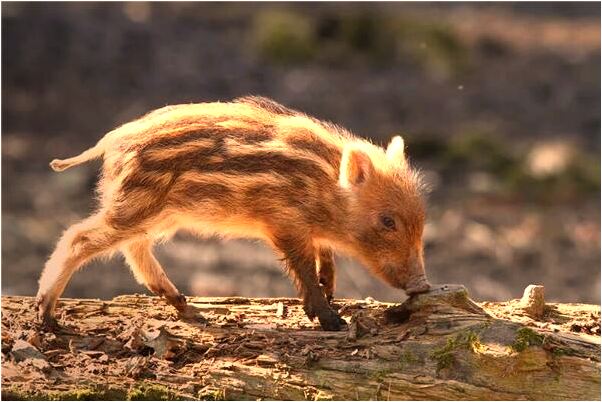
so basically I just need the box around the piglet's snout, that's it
[404,274,431,295]
[403,252,431,295]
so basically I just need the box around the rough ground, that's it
[2,287,600,400]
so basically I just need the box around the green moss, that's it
[432,347,454,370]
[2,385,126,401]
[67,389,98,400]
[2,383,184,401]
[397,348,423,370]
[197,387,225,401]
[48,388,104,401]
[368,368,392,382]
[127,383,179,401]
[314,390,334,401]
[431,331,481,371]
[400,350,420,365]
[511,327,545,353]
[1,386,31,401]
[451,288,471,305]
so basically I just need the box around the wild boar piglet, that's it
[36,96,430,331]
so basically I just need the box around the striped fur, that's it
[36,96,429,331]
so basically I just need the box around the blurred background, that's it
[2,2,600,304]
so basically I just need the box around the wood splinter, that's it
[520,284,546,319]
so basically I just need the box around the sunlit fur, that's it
[36,96,427,329]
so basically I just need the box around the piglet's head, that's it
[339,136,430,295]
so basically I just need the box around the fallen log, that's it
[1,285,600,400]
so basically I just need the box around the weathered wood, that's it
[1,285,600,400]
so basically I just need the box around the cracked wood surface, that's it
[1,285,600,400]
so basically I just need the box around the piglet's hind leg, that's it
[36,213,132,328]
[122,240,197,318]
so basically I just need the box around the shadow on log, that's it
[1,285,600,400]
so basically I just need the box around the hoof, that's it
[39,313,58,331]
[178,305,205,322]
[303,304,317,321]
[35,295,58,331]
[318,309,347,331]
[166,293,188,312]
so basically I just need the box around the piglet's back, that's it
[99,97,354,234]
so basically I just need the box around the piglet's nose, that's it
[405,275,431,295]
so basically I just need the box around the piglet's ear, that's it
[339,146,373,188]
[386,135,407,168]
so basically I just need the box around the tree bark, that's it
[2,285,600,400]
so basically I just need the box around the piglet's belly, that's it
[156,212,274,243]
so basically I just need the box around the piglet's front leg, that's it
[275,236,346,331]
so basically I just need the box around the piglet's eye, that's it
[380,215,396,231]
